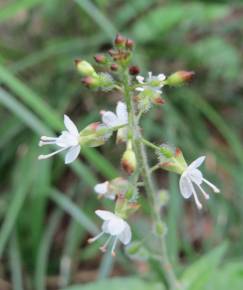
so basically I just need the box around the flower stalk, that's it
[121,66,180,290]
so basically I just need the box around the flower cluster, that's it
[38,34,220,257]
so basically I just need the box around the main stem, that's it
[122,69,179,290]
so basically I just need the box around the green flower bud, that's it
[166,71,194,86]
[158,146,187,174]
[75,59,97,77]
[121,147,137,175]
[155,221,167,237]
[125,241,149,261]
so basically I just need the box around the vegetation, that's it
[0,0,243,290]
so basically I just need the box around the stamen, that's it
[111,237,118,257]
[196,183,210,200]
[39,140,57,147]
[189,180,202,209]
[88,232,104,244]
[40,136,57,141]
[38,147,66,160]
[203,178,220,193]
[100,236,112,252]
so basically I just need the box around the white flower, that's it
[88,210,132,256]
[179,156,220,209]
[101,101,128,128]
[94,181,116,200]
[38,115,81,164]
[136,72,166,94]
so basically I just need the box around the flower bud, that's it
[125,241,149,261]
[75,59,97,77]
[126,39,134,49]
[114,33,126,47]
[166,70,195,86]
[110,63,118,71]
[129,65,140,75]
[155,221,167,237]
[81,76,100,88]
[158,145,187,174]
[151,95,165,105]
[94,54,106,64]
[121,143,137,175]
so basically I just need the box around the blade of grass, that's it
[50,189,99,235]
[75,0,117,39]
[0,145,35,257]
[9,231,24,290]
[35,208,63,290]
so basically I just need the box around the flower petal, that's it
[188,168,203,184]
[179,174,193,199]
[94,181,109,194]
[116,102,128,124]
[56,131,79,147]
[158,74,166,81]
[101,220,110,233]
[107,218,125,235]
[102,111,119,127]
[188,156,206,170]
[95,210,116,221]
[118,222,131,245]
[64,145,80,164]
[135,87,144,92]
[136,75,144,83]
[64,115,79,136]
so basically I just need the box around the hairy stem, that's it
[121,69,179,290]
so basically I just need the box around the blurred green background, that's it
[0,0,243,289]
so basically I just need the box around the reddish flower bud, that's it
[110,63,118,71]
[121,146,137,175]
[152,96,165,105]
[81,76,99,88]
[129,65,140,75]
[114,34,126,46]
[166,70,195,86]
[94,54,106,64]
[126,39,134,49]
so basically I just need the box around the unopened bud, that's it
[166,70,195,86]
[75,59,97,77]
[121,146,137,175]
[126,38,134,49]
[152,95,165,105]
[155,221,167,237]
[129,65,140,75]
[94,54,106,64]
[81,76,99,88]
[114,34,126,47]
[126,241,142,255]
[110,63,118,71]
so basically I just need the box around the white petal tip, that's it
[197,204,203,210]
[38,155,46,160]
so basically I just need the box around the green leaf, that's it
[206,262,243,290]
[63,277,164,290]
[181,242,227,290]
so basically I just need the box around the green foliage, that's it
[63,277,165,290]
[0,0,242,289]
